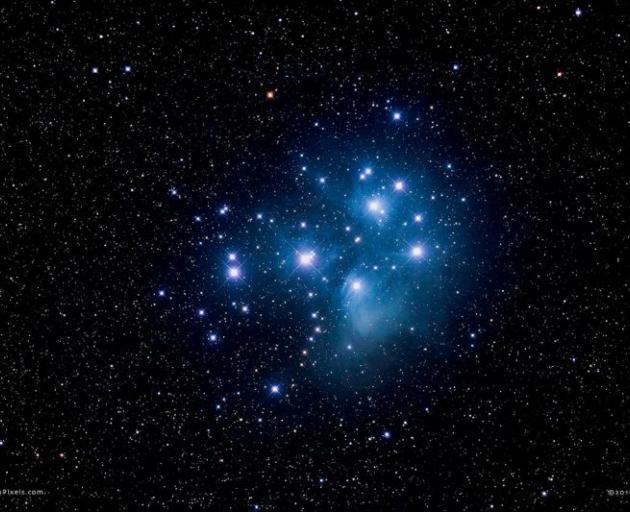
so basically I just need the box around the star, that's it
[266,90,275,99]
[228,253,237,261]
[575,7,582,17]
[410,245,424,258]
[158,289,166,297]
[382,431,391,439]
[197,309,206,317]
[392,112,401,121]
[394,180,405,191]
[368,198,384,215]
[270,385,280,394]
[351,279,362,291]
[123,65,132,73]
[227,267,241,279]
[414,214,423,223]
[91,66,99,74]
[298,250,316,267]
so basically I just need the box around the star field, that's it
[1,1,629,510]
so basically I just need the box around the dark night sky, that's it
[1,1,629,510]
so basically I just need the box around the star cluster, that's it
[1,2,628,510]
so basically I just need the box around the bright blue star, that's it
[227,266,241,279]
[410,244,424,259]
[367,197,385,216]
[298,250,316,267]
